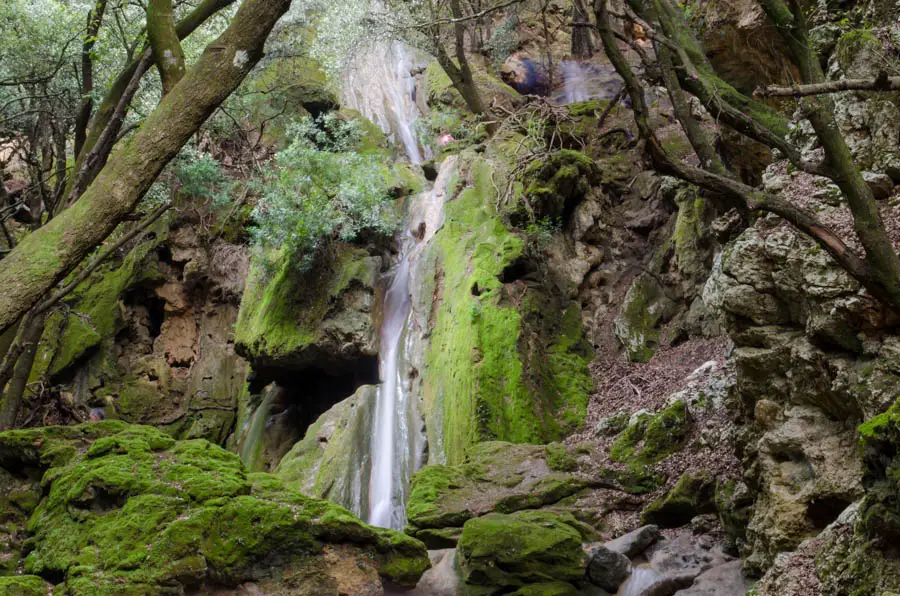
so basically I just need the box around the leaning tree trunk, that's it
[0,312,46,429]
[0,0,292,335]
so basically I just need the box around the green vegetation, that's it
[249,114,401,271]
[0,422,429,593]
[422,153,592,465]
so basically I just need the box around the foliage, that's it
[175,146,234,206]
[249,114,399,270]
[486,16,521,69]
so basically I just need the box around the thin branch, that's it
[755,73,900,97]
[410,0,524,29]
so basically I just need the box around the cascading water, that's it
[341,41,429,164]
[368,240,414,528]
[555,60,625,105]
[365,159,453,529]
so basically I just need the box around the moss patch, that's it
[610,400,691,470]
[457,510,588,593]
[422,152,592,465]
[0,423,429,593]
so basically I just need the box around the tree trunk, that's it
[571,0,594,58]
[0,0,291,335]
[74,0,108,158]
[147,0,186,95]
[67,0,236,198]
[0,312,45,430]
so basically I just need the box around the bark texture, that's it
[0,0,291,335]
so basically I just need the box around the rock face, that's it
[27,222,248,443]
[0,422,429,595]
[457,510,589,594]
[417,151,594,465]
[235,243,381,377]
[275,385,376,513]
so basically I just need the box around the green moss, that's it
[30,233,163,382]
[0,576,50,596]
[641,471,716,527]
[457,510,588,592]
[509,581,579,596]
[423,153,591,464]
[0,423,429,593]
[610,400,690,470]
[234,243,377,369]
[544,443,577,472]
[835,29,880,72]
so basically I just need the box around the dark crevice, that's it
[807,496,853,530]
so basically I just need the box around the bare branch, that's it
[756,73,900,97]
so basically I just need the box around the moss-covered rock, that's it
[457,510,588,594]
[642,471,717,528]
[0,576,51,596]
[516,149,600,225]
[610,400,691,470]
[0,423,429,593]
[235,243,380,375]
[423,62,520,112]
[614,273,679,362]
[404,441,628,548]
[275,385,375,511]
[421,152,593,465]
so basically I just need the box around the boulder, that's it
[404,442,598,547]
[235,243,381,376]
[586,545,631,591]
[673,560,748,595]
[614,273,679,362]
[275,385,376,511]
[604,524,661,558]
[642,472,717,528]
[0,422,429,594]
[457,510,589,594]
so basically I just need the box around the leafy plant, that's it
[249,115,400,270]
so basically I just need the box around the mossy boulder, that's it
[235,243,381,375]
[404,441,637,548]
[0,576,51,596]
[457,510,589,594]
[642,471,717,528]
[421,152,593,465]
[614,273,679,362]
[517,149,600,225]
[0,422,429,594]
[609,400,691,470]
[275,385,376,511]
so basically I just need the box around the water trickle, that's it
[341,41,428,164]
[617,563,663,596]
[555,60,624,105]
[366,158,454,529]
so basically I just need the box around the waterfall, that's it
[368,238,414,529]
[555,60,624,105]
[341,41,427,164]
[366,159,454,529]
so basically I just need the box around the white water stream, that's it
[341,41,428,164]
